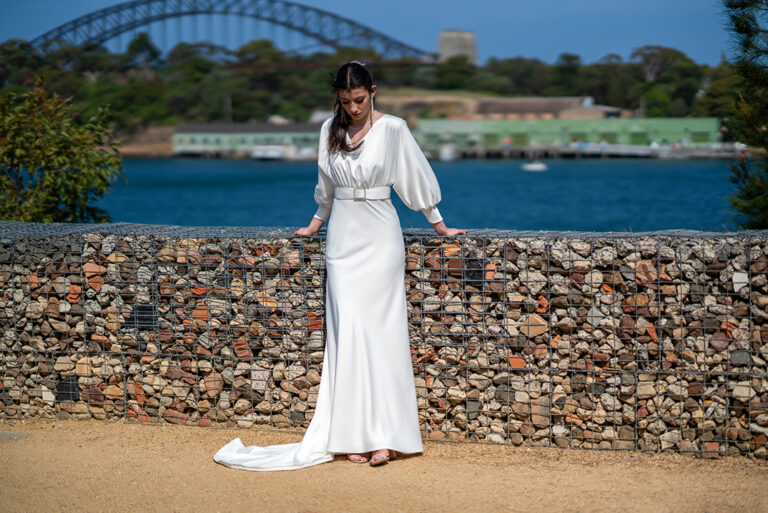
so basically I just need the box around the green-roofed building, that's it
[172,122,323,159]
[412,117,724,158]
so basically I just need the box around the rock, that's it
[75,358,94,377]
[466,401,481,420]
[283,363,306,381]
[172,382,190,400]
[666,383,686,401]
[446,386,466,404]
[660,430,681,450]
[600,394,621,411]
[531,414,550,428]
[83,261,106,277]
[688,382,703,397]
[468,374,491,389]
[192,306,211,326]
[585,270,603,288]
[709,331,728,352]
[233,339,252,358]
[519,313,548,338]
[54,356,74,372]
[521,271,547,295]
[701,441,720,459]
[90,406,106,420]
[105,385,123,400]
[204,372,224,397]
[41,386,55,405]
[163,409,188,425]
[234,399,252,414]
[583,429,602,442]
[533,344,549,359]
[732,272,749,293]
[250,365,270,391]
[495,384,515,403]
[732,383,755,403]
[25,301,44,319]
[636,260,657,283]
[487,433,506,444]
[237,414,257,428]
[50,319,68,332]
[729,350,751,366]
[557,317,577,332]
[637,382,656,399]
[586,306,604,324]
[612,439,634,450]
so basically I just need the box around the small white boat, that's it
[521,160,548,172]
[437,143,458,162]
[250,145,286,160]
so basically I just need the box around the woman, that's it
[213,61,465,471]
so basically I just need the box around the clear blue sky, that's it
[0,0,732,65]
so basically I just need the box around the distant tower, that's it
[437,30,477,65]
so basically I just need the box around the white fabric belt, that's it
[334,186,391,201]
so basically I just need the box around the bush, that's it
[0,79,124,223]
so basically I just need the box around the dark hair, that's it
[328,61,375,154]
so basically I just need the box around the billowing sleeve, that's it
[393,120,443,224]
[313,120,335,222]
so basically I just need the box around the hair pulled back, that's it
[328,61,375,154]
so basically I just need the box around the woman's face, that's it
[338,85,376,122]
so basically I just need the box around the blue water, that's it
[96,158,742,232]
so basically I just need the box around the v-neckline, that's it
[346,113,387,146]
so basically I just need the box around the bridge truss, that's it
[31,0,436,62]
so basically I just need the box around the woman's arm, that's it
[294,216,325,237]
[431,219,466,237]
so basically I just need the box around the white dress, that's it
[213,114,443,471]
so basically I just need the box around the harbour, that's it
[97,158,741,232]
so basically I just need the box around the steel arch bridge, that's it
[30,0,436,62]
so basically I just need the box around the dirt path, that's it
[1,418,766,513]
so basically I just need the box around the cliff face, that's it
[116,126,175,157]
[2,222,767,459]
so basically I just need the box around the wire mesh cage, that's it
[1,220,767,459]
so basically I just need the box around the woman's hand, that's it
[294,226,319,237]
[293,217,325,237]
[431,220,467,237]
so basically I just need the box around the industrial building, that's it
[172,122,323,159]
[412,117,724,158]
[171,116,725,160]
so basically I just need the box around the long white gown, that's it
[213,114,443,471]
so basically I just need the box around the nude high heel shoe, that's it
[369,449,395,466]
[348,452,371,463]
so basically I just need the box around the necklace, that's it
[347,111,379,146]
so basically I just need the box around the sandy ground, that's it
[0,418,767,513]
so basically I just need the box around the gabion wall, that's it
[2,221,767,459]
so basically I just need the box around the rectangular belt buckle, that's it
[353,188,366,201]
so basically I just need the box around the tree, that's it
[630,46,694,116]
[0,39,43,87]
[485,56,550,95]
[547,53,583,96]
[723,0,768,229]
[581,54,643,109]
[630,45,686,83]
[0,79,124,223]
[127,32,162,68]
[690,62,740,121]
[435,55,476,90]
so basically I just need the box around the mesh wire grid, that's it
[1,220,768,459]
